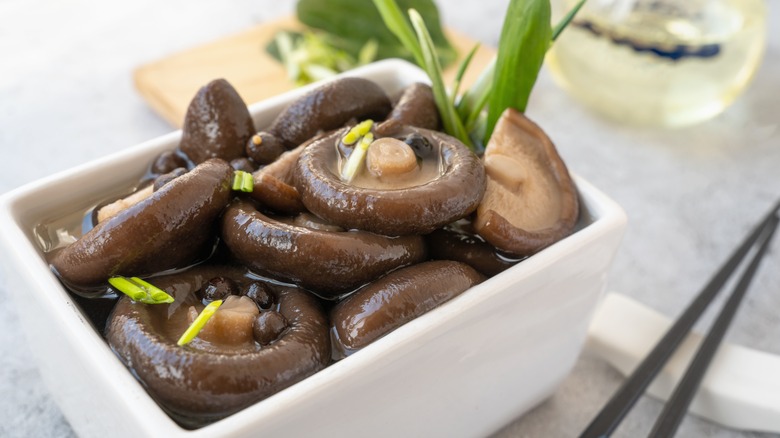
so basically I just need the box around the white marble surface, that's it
[1,0,779,437]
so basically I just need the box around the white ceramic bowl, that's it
[0,60,626,438]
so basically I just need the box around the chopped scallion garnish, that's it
[177,300,223,346]
[232,171,254,193]
[109,276,174,304]
[342,119,374,145]
[341,132,374,182]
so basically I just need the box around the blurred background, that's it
[1,0,779,436]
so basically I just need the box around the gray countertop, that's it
[1,1,779,436]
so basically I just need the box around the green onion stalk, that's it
[373,0,587,150]
[109,276,174,304]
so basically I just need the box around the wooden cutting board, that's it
[134,16,495,127]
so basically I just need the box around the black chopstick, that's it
[579,200,780,438]
[648,213,779,437]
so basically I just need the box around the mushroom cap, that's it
[220,200,427,297]
[375,82,439,136]
[474,109,579,256]
[51,159,233,290]
[268,77,391,148]
[106,265,330,427]
[331,260,484,353]
[179,79,255,164]
[295,126,486,236]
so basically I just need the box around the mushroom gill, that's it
[474,109,579,256]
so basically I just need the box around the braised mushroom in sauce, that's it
[41,77,579,428]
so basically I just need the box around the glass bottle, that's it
[547,0,767,127]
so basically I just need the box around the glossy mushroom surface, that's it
[264,77,391,149]
[331,260,484,354]
[51,159,233,290]
[179,79,255,164]
[106,265,330,427]
[376,82,439,136]
[426,220,524,277]
[474,109,579,256]
[220,200,427,297]
[295,126,486,236]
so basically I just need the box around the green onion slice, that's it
[177,300,223,346]
[232,171,254,192]
[341,132,374,182]
[109,276,174,304]
[342,119,374,145]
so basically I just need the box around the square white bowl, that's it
[0,59,626,438]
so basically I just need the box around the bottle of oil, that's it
[547,0,767,127]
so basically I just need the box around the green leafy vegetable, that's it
[553,0,587,41]
[456,58,493,141]
[109,276,174,304]
[369,0,587,149]
[358,39,380,65]
[266,30,370,85]
[450,43,480,107]
[485,0,552,142]
[408,9,472,148]
[297,0,456,67]
[372,0,471,148]
[177,300,222,346]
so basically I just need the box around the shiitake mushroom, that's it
[178,79,255,164]
[257,77,392,150]
[51,159,233,290]
[220,199,427,297]
[330,260,484,354]
[375,83,439,136]
[248,142,310,215]
[426,219,524,277]
[474,109,579,256]
[295,126,486,236]
[106,265,330,427]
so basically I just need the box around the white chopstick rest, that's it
[586,292,780,433]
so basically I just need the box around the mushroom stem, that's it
[366,137,419,178]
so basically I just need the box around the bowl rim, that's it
[0,59,627,437]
